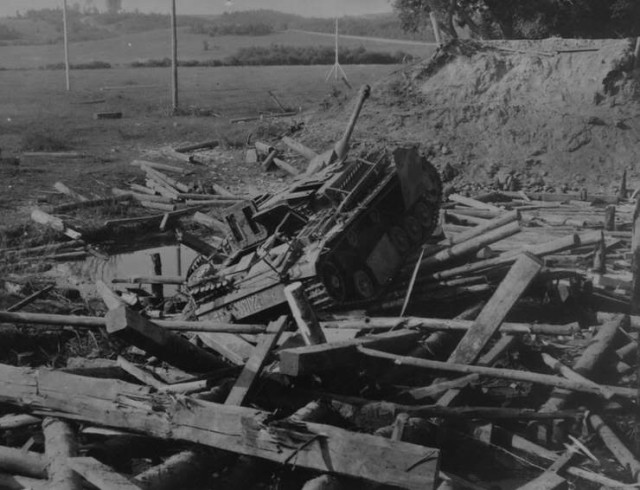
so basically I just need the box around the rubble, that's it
[2,86,640,489]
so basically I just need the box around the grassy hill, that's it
[0,28,434,70]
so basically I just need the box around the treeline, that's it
[190,10,429,41]
[0,25,21,41]
[129,45,411,68]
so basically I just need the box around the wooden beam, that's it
[447,253,543,364]
[105,306,225,372]
[285,282,327,345]
[225,317,288,406]
[589,413,640,483]
[0,445,47,479]
[279,330,423,377]
[68,457,144,490]
[0,364,440,489]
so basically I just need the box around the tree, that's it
[105,0,122,15]
[393,0,640,40]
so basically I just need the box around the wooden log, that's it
[279,330,423,377]
[285,282,327,345]
[536,316,623,415]
[0,472,48,490]
[419,221,521,271]
[192,212,228,234]
[129,183,157,195]
[210,183,236,198]
[0,310,265,333]
[31,209,82,240]
[23,152,83,159]
[541,353,614,399]
[145,180,180,200]
[116,356,166,390]
[439,210,519,248]
[179,193,239,201]
[302,475,343,490]
[356,347,636,398]
[0,364,440,490]
[423,231,598,283]
[447,253,543,364]
[225,317,288,406]
[68,457,144,489]
[261,149,279,171]
[282,136,318,160]
[106,306,225,371]
[7,285,54,312]
[589,413,640,482]
[94,111,123,120]
[143,165,190,194]
[631,198,640,314]
[0,414,40,429]
[322,317,578,336]
[134,450,217,490]
[43,418,82,490]
[173,140,219,153]
[273,157,300,176]
[131,159,188,174]
[0,445,47,478]
[53,182,88,202]
[448,194,502,213]
[112,188,174,204]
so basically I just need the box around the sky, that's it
[1,0,394,18]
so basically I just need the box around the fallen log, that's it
[134,450,218,490]
[0,414,41,429]
[0,472,48,490]
[43,418,82,490]
[131,159,188,174]
[0,445,48,479]
[356,347,636,399]
[112,188,174,204]
[321,317,579,336]
[173,140,219,153]
[143,165,190,194]
[53,182,88,202]
[0,364,440,489]
[0,310,266,333]
[448,194,502,213]
[52,195,132,214]
[31,209,82,240]
[7,285,54,312]
[281,136,318,160]
[589,413,640,482]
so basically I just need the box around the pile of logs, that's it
[7,167,640,488]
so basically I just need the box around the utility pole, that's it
[62,0,70,91]
[325,18,347,83]
[170,0,179,112]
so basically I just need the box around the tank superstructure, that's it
[185,87,442,323]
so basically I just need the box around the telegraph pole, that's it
[171,0,179,112]
[325,18,348,83]
[62,0,70,91]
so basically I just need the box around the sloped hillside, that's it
[305,38,640,193]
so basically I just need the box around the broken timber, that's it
[0,364,440,489]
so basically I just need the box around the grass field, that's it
[0,28,434,69]
[0,63,400,228]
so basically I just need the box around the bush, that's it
[41,60,112,70]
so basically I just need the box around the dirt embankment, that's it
[305,38,640,193]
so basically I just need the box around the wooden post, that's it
[446,253,543,365]
[632,198,640,314]
[592,232,606,274]
[62,0,70,91]
[170,0,178,112]
[284,282,327,345]
[43,418,82,490]
[105,305,225,372]
[429,12,442,46]
[150,253,163,302]
[604,205,616,231]
[620,170,628,200]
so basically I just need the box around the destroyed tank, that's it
[185,86,442,323]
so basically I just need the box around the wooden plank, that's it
[279,330,423,377]
[198,332,255,365]
[0,364,440,490]
[106,305,225,372]
[68,457,144,490]
[43,417,82,490]
[447,253,543,365]
[448,194,502,213]
[225,317,288,406]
